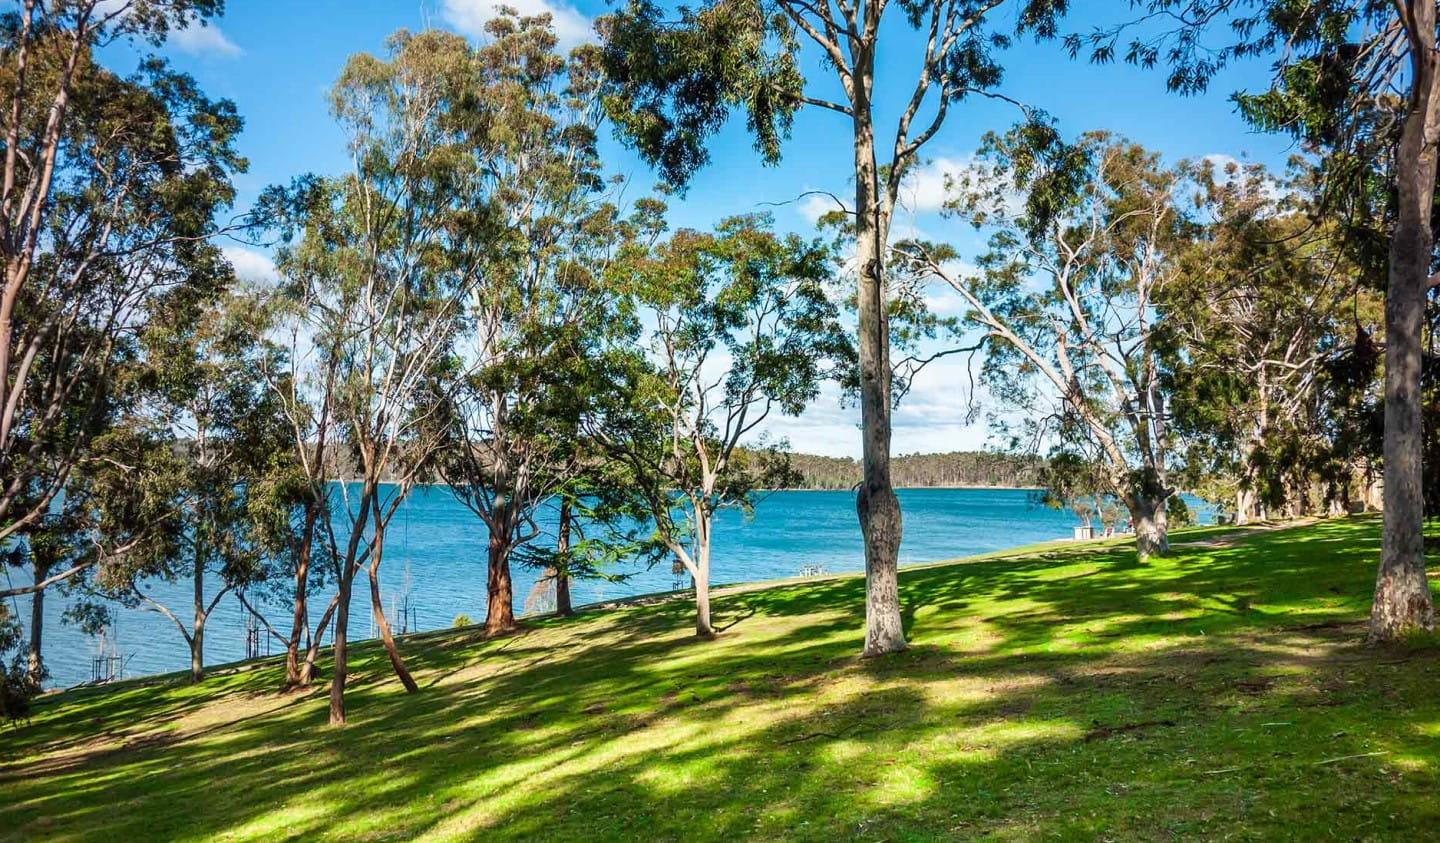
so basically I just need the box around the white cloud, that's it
[898,155,1029,222]
[796,192,846,226]
[169,20,242,57]
[897,156,968,214]
[750,347,997,459]
[223,246,279,284]
[442,0,593,48]
[90,2,242,57]
[1200,153,1243,180]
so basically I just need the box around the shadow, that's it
[1,515,1438,841]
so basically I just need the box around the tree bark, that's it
[1234,485,1256,526]
[329,571,352,725]
[1129,495,1170,561]
[190,549,205,683]
[555,499,573,617]
[301,594,338,686]
[484,514,517,635]
[694,512,715,637]
[694,566,713,637]
[1371,0,1438,643]
[852,83,906,658]
[284,500,321,686]
[26,559,45,684]
[366,497,418,694]
[368,556,418,693]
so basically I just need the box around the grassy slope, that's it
[1,516,1438,842]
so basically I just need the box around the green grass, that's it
[2,516,1439,841]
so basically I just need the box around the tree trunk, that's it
[555,499,573,617]
[301,594,338,686]
[1129,495,1170,561]
[285,501,321,686]
[484,521,516,635]
[368,554,418,693]
[694,513,714,637]
[1234,485,1256,526]
[26,560,45,684]
[190,550,205,683]
[852,90,905,659]
[190,620,205,684]
[364,494,418,693]
[329,570,352,725]
[1371,1,1438,643]
[694,566,713,637]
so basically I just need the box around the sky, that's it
[102,0,1301,459]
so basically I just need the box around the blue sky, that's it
[107,0,1297,458]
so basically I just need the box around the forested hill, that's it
[319,446,1041,489]
[786,451,1044,490]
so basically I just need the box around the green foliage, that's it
[599,0,803,186]
[1162,158,1381,518]
[0,33,247,546]
[597,213,844,594]
[78,289,303,654]
[1034,451,1120,528]
[784,449,1044,489]
[452,614,473,629]
[600,0,1070,189]
[1166,495,1192,528]
[915,128,1183,538]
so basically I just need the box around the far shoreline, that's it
[392,481,1043,492]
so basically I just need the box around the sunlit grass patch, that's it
[1,515,1438,841]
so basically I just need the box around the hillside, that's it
[1,517,1437,841]
[788,450,1044,490]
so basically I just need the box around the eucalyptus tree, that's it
[429,14,639,636]
[238,239,345,688]
[598,214,842,636]
[0,0,236,547]
[79,290,297,683]
[601,0,1069,656]
[1070,0,1437,641]
[273,32,479,724]
[901,130,1184,558]
[518,479,662,618]
[1162,159,1376,523]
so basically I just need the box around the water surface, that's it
[11,487,1210,687]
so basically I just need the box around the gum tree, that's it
[89,291,296,683]
[0,0,230,544]
[431,14,637,636]
[273,29,478,723]
[1070,0,1436,642]
[598,214,841,636]
[601,0,1069,655]
[901,130,1184,558]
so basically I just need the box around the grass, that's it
[1,515,1438,841]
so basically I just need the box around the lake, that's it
[10,487,1213,688]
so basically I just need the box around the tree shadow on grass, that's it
[2,516,1438,840]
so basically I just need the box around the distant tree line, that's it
[783,451,1044,490]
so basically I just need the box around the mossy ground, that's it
[1,516,1437,841]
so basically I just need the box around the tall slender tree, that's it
[272,30,479,723]
[430,14,636,637]
[0,0,232,545]
[598,214,842,635]
[87,290,294,683]
[601,0,1069,655]
[904,131,1184,557]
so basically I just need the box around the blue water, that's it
[8,488,1211,688]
